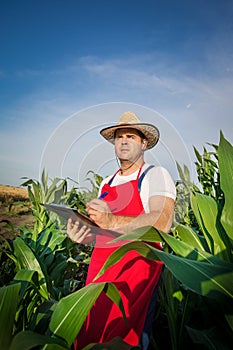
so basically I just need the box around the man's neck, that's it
[119,157,144,176]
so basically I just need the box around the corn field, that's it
[0,132,232,350]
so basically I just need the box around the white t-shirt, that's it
[99,163,176,213]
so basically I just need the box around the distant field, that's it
[0,185,28,201]
[0,185,35,239]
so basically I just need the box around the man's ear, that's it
[142,139,148,150]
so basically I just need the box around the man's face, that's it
[114,128,147,161]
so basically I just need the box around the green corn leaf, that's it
[109,225,163,244]
[191,193,229,260]
[21,178,36,187]
[184,164,191,182]
[14,269,39,284]
[218,131,233,242]
[49,259,67,281]
[95,241,233,301]
[174,224,205,251]
[36,227,66,253]
[45,178,62,203]
[36,228,54,251]
[176,162,191,186]
[13,270,45,326]
[48,282,125,347]
[32,181,41,205]
[159,230,230,267]
[9,330,69,350]
[193,146,202,164]
[13,237,49,300]
[154,250,233,301]
[13,270,50,311]
[50,179,67,203]
[41,169,49,197]
[0,283,21,350]
[27,186,36,206]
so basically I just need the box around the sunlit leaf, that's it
[13,237,49,300]
[48,282,125,347]
[109,225,163,244]
[159,231,229,267]
[191,193,229,260]
[174,224,204,251]
[218,131,233,242]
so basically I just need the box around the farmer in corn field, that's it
[67,111,176,350]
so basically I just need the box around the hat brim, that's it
[100,123,160,149]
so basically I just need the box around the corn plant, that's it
[0,170,114,350]
[21,170,69,238]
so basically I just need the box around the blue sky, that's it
[1,0,233,187]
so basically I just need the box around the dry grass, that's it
[0,185,29,203]
[0,185,34,239]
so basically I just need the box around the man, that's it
[67,111,176,350]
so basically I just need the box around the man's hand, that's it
[86,199,114,229]
[66,218,95,243]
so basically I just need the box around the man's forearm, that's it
[106,209,173,234]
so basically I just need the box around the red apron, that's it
[74,165,163,349]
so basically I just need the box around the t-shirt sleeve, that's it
[142,166,176,200]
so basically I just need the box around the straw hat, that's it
[100,111,160,149]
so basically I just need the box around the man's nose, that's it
[121,137,128,144]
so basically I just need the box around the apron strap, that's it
[138,165,155,192]
[108,169,120,186]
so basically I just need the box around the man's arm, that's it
[86,195,175,234]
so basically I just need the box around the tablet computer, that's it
[43,203,98,226]
[42,203,120,237]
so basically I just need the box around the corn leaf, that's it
[0,283,21,350]
[218,131,233,242]
[95,241,233,301]
[109,225,163,244]
[174,224,205,251]
[36,227,66,253]
[45,178,63,203]
[48,282,125,347]
[9,330,68,350]
[13,237,49,300]
[14,269,39,284]
[159,230,230,267]
[41,169,49,198]
[191,193,229,260]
